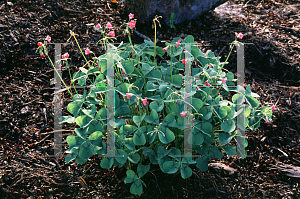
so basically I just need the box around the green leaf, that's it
[122,60,134,75]
[115,149,128,164]
[157,145,171,159]
[161,114,178,128]
[100,157,114,169]
[226,72,234,80]
[149,99,164,112]
[142,63,155,75]
[65,153,77,164]
[200,106,213,120]
[218,133,233,144]
[245,96,260,109]
[128,153,140,164]
[249,117,260,130]
[124,170,139,183]
[74,128,88,140]
[222,145,236,156]
[166,74,183,88]
[158,126,175,144]
[67,101,83,117]
[75,115,93,128]
[133,113,146,127]
[214,107,227,119]
[188,129,204,145]
[232,94,244,105]
[245,106,251,117]
[66,135,85,147]
[184,35,194,43]
[209,145,223,159]
[78,141,94,160]
[87,120,103,135]
[180,164,192,179]
[156,46,165,57]
[145,70,162,81]
[88,131,103,146]
[130,179,143,196]
[146,81,159,91]
[76,156,88,164]
[221,119,236,133]
[60,116,75,124]
[163,160,180,174]
[195,156,209,171]
[144,109,160,125]
[133,129,146,146]
[191,98,203,112]
[194,122,212,136]
[137,163,150,178]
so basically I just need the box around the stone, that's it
[124,0,227,25]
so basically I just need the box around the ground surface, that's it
[0,0,300,198]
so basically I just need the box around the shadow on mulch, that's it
[0,0,300,198]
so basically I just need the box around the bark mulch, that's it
[0,0,300,198]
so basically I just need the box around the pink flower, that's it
[85,48,90,55]
[122,70,125,75]
[38,42,43,47]
[192,120,194,125]
[271,105,276,111]
[126,93,132,99]
[236,33,244,39]
[128,20,136,30]
[180,111,186,117]
[62,52,69,59]
[96,24,101,29]
[163,46,168,52]
[46,36,51,42]
[176,39,181,48]
[181,59,186,65]
[265,118,269,124]
[204,81,211,87]
[128,13,134,19]
[222,77,227,84]
[107,22,112,29]
[142,97,147,106]
[109,31,115,37]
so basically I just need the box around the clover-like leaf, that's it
[180,163,193,179]
[149,99,164,112]
[209,145,223,159]
[163,160,180,174]
[157,126,175,144]
[100,157,114,169]
[245,96,260,109]
[124,170,139,183]
[133,129,146,146]
[161,113,178,128]
[200,106,213,120]
[137,163,150,178]
[222,145,236,156]
[221,119,236,133]
[128,153,140,164]
[115,149,128,164]
[133,113,146,127]
[78,141,94,160]
[218,133,233,144]
[144,109,159,125]
[195,156,209,171]
[67,101,83,117]
[75,115,93,128]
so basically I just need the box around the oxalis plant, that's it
[37,14,275,196]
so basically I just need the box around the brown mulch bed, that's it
[0,0,300,198]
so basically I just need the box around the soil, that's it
[0,0,300,198]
